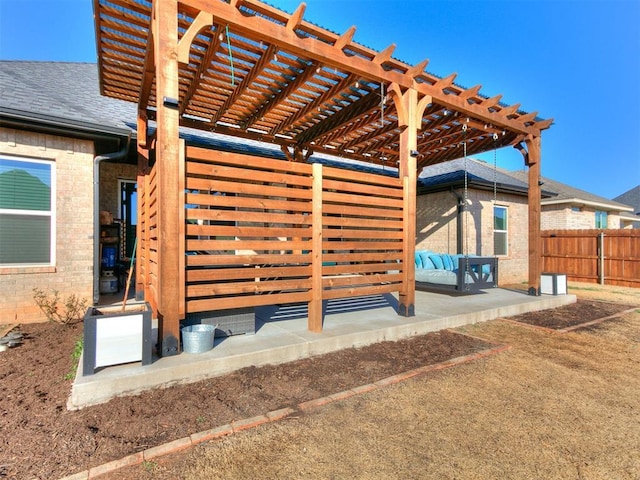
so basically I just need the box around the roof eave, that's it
[0,106,132,141]
[541,197,635,212]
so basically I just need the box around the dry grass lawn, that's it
[120,283,640,480]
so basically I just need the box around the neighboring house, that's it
[613,185,640,229]
[417,158,556,284]
[418,158,636,284]
[508,171,634,230]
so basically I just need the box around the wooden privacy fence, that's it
[541,229,640,288]
[140,145,405,326]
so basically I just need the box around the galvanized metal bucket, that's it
[181,324,217,354]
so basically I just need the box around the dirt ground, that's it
[1,282,639,479]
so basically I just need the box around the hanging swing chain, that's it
[381,82,385,171]
[492,132,499,258]
[380,82,385,128]
[462,123,469,256]
[462,123,470,290]
[225,25,235,86]
[492,133,498,206]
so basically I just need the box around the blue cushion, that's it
[419,251,435,270]
[422,256,436,270]
[441,254,454,271]
[418,251,431,269]
[429,254,444,270]
[415,251,423,269]
[450,255,461,270]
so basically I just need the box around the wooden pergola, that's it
[94,0,552,356]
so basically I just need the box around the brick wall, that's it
[0,128,95,323]
[416,188,529,284]
[541,204,622,229]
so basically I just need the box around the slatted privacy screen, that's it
[185,146,314,313]
[182,146,404,314]
[320,165,404,300]
[138,161,159,313]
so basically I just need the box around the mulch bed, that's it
[505,299,638,330]
[6,298,634,479]
[1,322,493,480]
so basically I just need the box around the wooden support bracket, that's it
[178,11,214,65]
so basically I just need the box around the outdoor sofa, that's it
[415,250,498,293]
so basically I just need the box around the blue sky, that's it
[1,0,638,200]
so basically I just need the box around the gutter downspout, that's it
[450,187,465,254]
[93,134,131,304]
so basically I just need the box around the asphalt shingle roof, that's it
[0,61,135,131]
[508,170,633,212]
[418,158,536,196]
[613,185,640,215]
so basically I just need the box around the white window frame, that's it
[493,205,508,257]
[0,155,56,267]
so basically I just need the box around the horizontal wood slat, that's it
[187,253,310,266]
[187,146,313,174]
[186,177,313,200]
[187,239,312,251]
[186,224,312,239]
[185,192,312,212]
[187,264,311,282]
[187,290,311,312]
[322,282,399,300]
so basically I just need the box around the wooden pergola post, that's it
[153,0,182,355]
[309,162,323,332]
[390,85,431,316]
[523,135,542,295]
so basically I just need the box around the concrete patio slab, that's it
[68,288,575,410]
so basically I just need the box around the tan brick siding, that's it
[0,128,94,324]
[416,189,529,284]
[541,204,622,230]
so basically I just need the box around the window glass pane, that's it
[595,211,607,228]
[494,206,507,230]
[494,231,507,256]
[0,214,51,264]
[0,158,51,211]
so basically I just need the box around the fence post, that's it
[598,232,605,285]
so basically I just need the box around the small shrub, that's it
[64,338,84,381]
[142,460,157,473]
[33,288,88,325]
